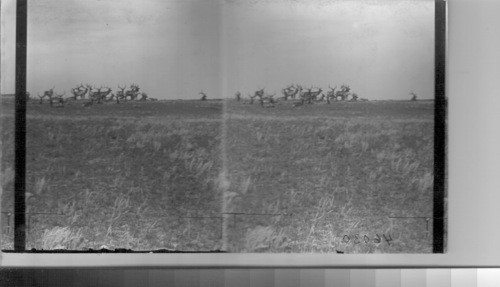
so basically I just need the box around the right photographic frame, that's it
[219,0,447,253]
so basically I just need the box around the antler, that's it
[55,90,66,97]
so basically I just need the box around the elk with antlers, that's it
[98,86,113,102]
[251,88,266,106]
[93,87,104,104]
[281,84,301,101]
[315,93,326,103]
[125,84,141,101]
[254,88,265,103]
[326,85,337,103]
[71,84,88,100]
[115,85,126,103]
[139,92,148,101]
[199,90,207,101]
[247,93,256,104]
[37,93,46,104]
[334,84,351,101]
[410,91,417,101]
[308,87,323,103]
[53,91,67,107]
[41,87,55,106]
[42,87,56,106]
[85,84,98,104]
[298,87,321,104]
[350,93,359,102]
[281,85,293,101]
[261,91,277,107]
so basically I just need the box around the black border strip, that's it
[14,0,28,251]
[433,0,447,253]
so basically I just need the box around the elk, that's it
[98,86,113,102]
[280,88,289,101]
[326,85,337,103]
[42,87,55,106]
[82,100,93,107]
[254,88,264,97]
[335,84,351,101]
[293,101,304,108]
[281,85,293,101]
[261,91,277,107]
[93,87,104,104]
[199,90,207,101]
[315,93,326,102]
[107,93,116,103]
[139,92,148,101]
[288,85,301,100]
[71,84,88,100]
[254,88,265,104]
[281,84,300,101]
[248,93,256,104]
[37,93,46,104]
[410,91,417,101]
[43,87,56,106]
[116,85,126,103]
[350,93,359,102]
[86,84,98,103]
[299,87,321,104]
[53,91,66,107]
[79,85,89,99]
[252,89,266,106]
[43,86,55,97]
[125,84,140,100]
[308,87,323,102]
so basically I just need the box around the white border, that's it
[2,0,500,267]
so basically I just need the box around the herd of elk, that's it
[30,82,370,109]
[236,83,366,107]
[33,84,154,107]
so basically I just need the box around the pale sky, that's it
[1,0,434,100]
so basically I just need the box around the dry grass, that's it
[1,100,438,253]
[224,100,435,253]
[1,102,223,250]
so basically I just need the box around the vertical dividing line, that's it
[14,0,28,251]
[433,0,446,254]
[219,0,230,252]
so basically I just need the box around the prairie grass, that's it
[41,226,84,250]
[224,100,435,253]
[1,101,223,250]
[0,100,439,253]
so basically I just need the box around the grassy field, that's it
[1,98,436,253]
